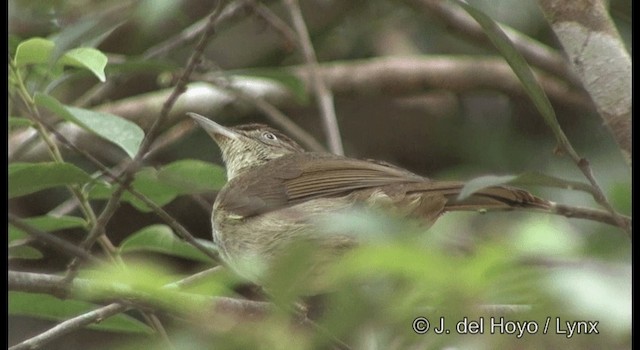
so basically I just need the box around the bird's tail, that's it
[409,181,550,212]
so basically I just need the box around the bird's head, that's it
[188,113,305,179]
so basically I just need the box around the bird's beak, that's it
[187,112,239,141]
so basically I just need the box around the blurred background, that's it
[9,0,631,349]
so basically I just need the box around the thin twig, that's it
[64,1,227,281]
[247,0,298,49]
[453,2,630,237]
[283,0,344,155]
[537,0,631,164]
[13,56,593,163]
[207,74,326,152]
[573,159,630,236]
[8,214,102,264]
[401,0,581,86]
[75,0,250,108]
[48,119,198,217]
[143,0,245,60]
[547,203,630,230]
[14,112,220,264]
[9,270,346,350]
[164,266,223,289]
[8,303,128,350]
[8,270,272,349]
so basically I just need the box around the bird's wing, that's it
[218,153,427,218]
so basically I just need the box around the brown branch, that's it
[547,203,630,231]
[11,56,592,162]
[8,270,275,349]
[207,74,326,152]
[402,0,581,86]
[283,0,343,155]
[74,0,252,108]
[8,214,101,264]
[63,2,228,282]
[10,111,221,264]
[247,0,298,50]
[536,0,631,165]
[291,56,588,107]
[9,303,128,350]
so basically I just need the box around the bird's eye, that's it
[262,132,277,140]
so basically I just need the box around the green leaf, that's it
[9,215,87,242]
[59,47,108,82]
[87,169,178,212]
[458,175,517,200]
[14,38,108,82]
[9,245,44,259]
[507,172,594,194]
[88,162,223,213]
[459,172,596,200]
[78,263,214,313]
[35,94,144,158]
[230,68,309,104]
[9,162,93,198]
[609,181,631,215]
[14,37,55,66]
[453,1,565,145]
[157,159,227,194]
[119,225,214,263]
[8,117,33,128]
[9,292,153,334]
[127,168,179,211]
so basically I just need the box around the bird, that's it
[187,112,550,288]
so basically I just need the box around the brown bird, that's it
[188,113,550,287]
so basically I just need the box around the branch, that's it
[64,1,228,282]
[9,269,352,350]
[536,0,631,164]
[8,214,101,265]
[8,270,274,349]
[9,303,128,350]
[247,0,298,50]
[547,203,630,231]
[207,73,326,152]
[402,0,581,86]
[74,0,252,108]
[11,56,591,162]
[283,0,344,155]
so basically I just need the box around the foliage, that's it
[8,1,630,349]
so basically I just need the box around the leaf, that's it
[119,225,214,263]
[157,159,227,194]
[459,172,596,200]
[8,117,33,128]
[453,1,564,143]
[14,37,108,82]
[9,292,153,334]
[127,168,179,211]
[59,47,108,82]
[88,162,224,213]
[78,263,214,313]
[87,169,178,212]
[458,175,517,200]
[9,162,93,198]
[508,172,595,194]
[9,215,87,242]
[50,16,123,59]
[35,94,144,158]
[9,245,44,259]
[14,37,55,66]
